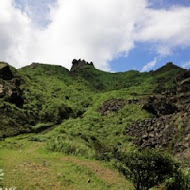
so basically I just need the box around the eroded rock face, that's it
[0,64,23,107]
[125,70,190,160]
[70,59,95,72]
[141,95,177,117]
[126,115,176,149]
[98,99,138,116]
[126,111,190,162]
[97,69,190,160]
[0,62,14,80]
[7,83,24,107]
[31,62,39,69]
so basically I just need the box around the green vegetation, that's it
[0,136,132,190]
[0,61,189,189]
[114,149,180,190]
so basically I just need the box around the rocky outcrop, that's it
[126,115,176,148]
[98,99,138,116]
[31,62,39,69]
[141,95,177,117]
[98,96,177,117]
[0,63,24,107]
[0,62,14,80]
[70,59,95,72]
[125,69,190,160]
[126,111,190,161]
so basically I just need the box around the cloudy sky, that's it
[0,0,190,72]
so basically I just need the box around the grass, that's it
[0,62,188,189]
[1,62,182,137]
[0,135,133,190]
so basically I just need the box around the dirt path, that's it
[61,157,132,188]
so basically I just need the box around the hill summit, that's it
[70,59,95,72]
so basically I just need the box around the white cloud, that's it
[34,0,147,70]
[182,61,190,69]
[0,0,190,71]
[141,57,157,72]
[156,45,172,57]
[135,6,190,55]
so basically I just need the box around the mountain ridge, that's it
[0,60,189,162]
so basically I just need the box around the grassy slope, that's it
[0,135,133,190]
[0,62,184,189]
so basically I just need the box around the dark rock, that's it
[31,62,39,69]
[98,98,138,116]
[126,115,176,149]
[0,62,14,80]
[70,59,95,72]
[0,63,24,107]
[141,95,177,116]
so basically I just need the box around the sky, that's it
[0,0,190,72]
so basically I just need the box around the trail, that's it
[61,157,132,189]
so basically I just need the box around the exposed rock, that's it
[0,62,14,80]
[141,95,177,117]
[126,115,176,149]
[98,99,138,116]
[31,62,39,69]
[70,59,95,72]
[125,69,190,160]
[7,84,24,107]
[0,64,24,107]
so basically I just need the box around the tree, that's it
[114,149,178,190]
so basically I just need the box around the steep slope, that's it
[0,62,30,137]
[0,60,184,141]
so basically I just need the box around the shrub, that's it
[89,136,112,161]
[114,149,179,190]
[166,169,190,190]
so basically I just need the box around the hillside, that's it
[0,60,190,189]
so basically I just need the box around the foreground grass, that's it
[0,135,133,190]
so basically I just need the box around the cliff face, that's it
[0,63,29,137]
[0,62,14,80]
[0,62,23,107]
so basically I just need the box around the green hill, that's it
[0,60,189,189]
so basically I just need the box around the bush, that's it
[166,169,190,190]
[89,136,112,161]
[114,149,179,190]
